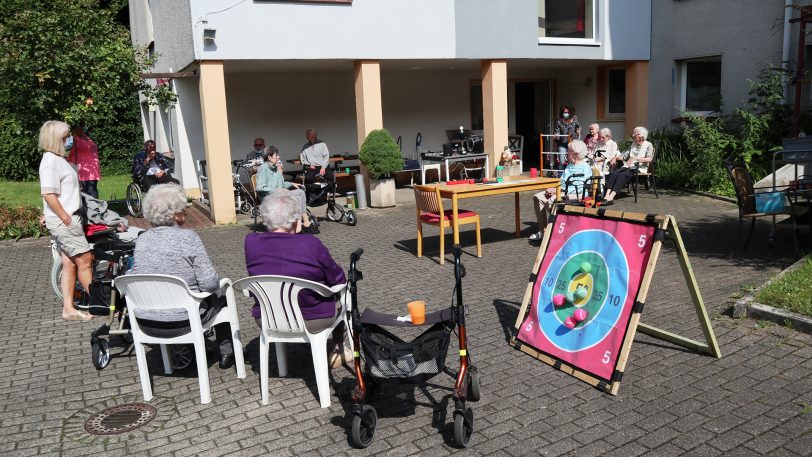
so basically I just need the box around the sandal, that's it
[62,310,92,322]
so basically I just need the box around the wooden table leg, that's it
[514,192,521,237]
[452,195,460,245]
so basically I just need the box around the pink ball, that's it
[553,294,566,307]
[573,308,588,322]
[564,316,577,329]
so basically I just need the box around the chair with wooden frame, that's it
[413,184,481,264]
[725,157,801,258]
[631,142,659,203]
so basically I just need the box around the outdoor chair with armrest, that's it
[232,275,349,408]
[725,157,803,258]
[113,274,246,405]
[631,141,659,203]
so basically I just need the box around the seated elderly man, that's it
[127,184,236,369]
[132,140,178,192]
[244,189,351,368]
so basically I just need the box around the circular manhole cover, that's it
[83,402,158,435]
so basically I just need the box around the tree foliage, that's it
[0,0,142,180]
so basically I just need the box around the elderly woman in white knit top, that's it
[602,126,654,205]
[127,184,236,369]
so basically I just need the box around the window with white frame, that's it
[678,57,722,114]
[538,0,596,44]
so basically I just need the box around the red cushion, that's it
[420,209,478,224]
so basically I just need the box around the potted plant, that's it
[359,129,403,207]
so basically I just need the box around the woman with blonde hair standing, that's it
[39,120,93,321]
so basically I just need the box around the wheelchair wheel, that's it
[91,339,110,370]
[345,210,357,226]
[453,406,474,448]
[126,182,143,217]
[51,260,86,307]
[326,204,343,222]
[351,404,377,449]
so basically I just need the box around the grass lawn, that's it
[0,175,131,208]
[756,256,812,317]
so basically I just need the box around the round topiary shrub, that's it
[359,129,403,179]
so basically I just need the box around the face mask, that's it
[562,113,570,119]
[64,136,74,151]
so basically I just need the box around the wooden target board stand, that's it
[511,205,721,395]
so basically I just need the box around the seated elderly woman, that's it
[529,140,593,241]
[602,126,654,205]
[244,189,351,368]
[592,127,619,176]
[127,184,236,369]
[255,146,318,234]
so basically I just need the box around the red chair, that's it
[413,185,481,264]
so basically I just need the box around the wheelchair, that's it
[126,167,178,218]
[126,178,144,218]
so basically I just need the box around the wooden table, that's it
[433,175,561,244]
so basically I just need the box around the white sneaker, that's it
[529,232,542,241]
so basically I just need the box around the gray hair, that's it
[260,189,302,230]
[634,126,649,140]
[142,184,187,227]
[568,140,588,161]
[263,145,279,161]
[599,128,612,139]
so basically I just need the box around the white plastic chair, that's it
[113,274,246,404]
[233,275,350,408]
[196,159,209,204]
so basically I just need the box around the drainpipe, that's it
[782,0,793,102]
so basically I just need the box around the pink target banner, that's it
[517,213,656,381]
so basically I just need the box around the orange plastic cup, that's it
[407,300,426,325]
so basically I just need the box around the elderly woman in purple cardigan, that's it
[244,189,351,368]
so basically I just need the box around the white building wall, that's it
[189,0,456,61]
[178,0,647,65]
[222,71,357,164]
[174,78,205,193]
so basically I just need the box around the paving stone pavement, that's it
[0,189,810,456]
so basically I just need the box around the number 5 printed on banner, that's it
[602,350,611,364]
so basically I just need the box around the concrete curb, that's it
[733,254,812,334]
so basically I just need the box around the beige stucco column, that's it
[198,61,236,224]
[354,60,383,147]
[625,61,649,136]
[354,60,383,202]
[482,60,509,178]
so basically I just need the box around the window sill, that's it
[538,38,601,47]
